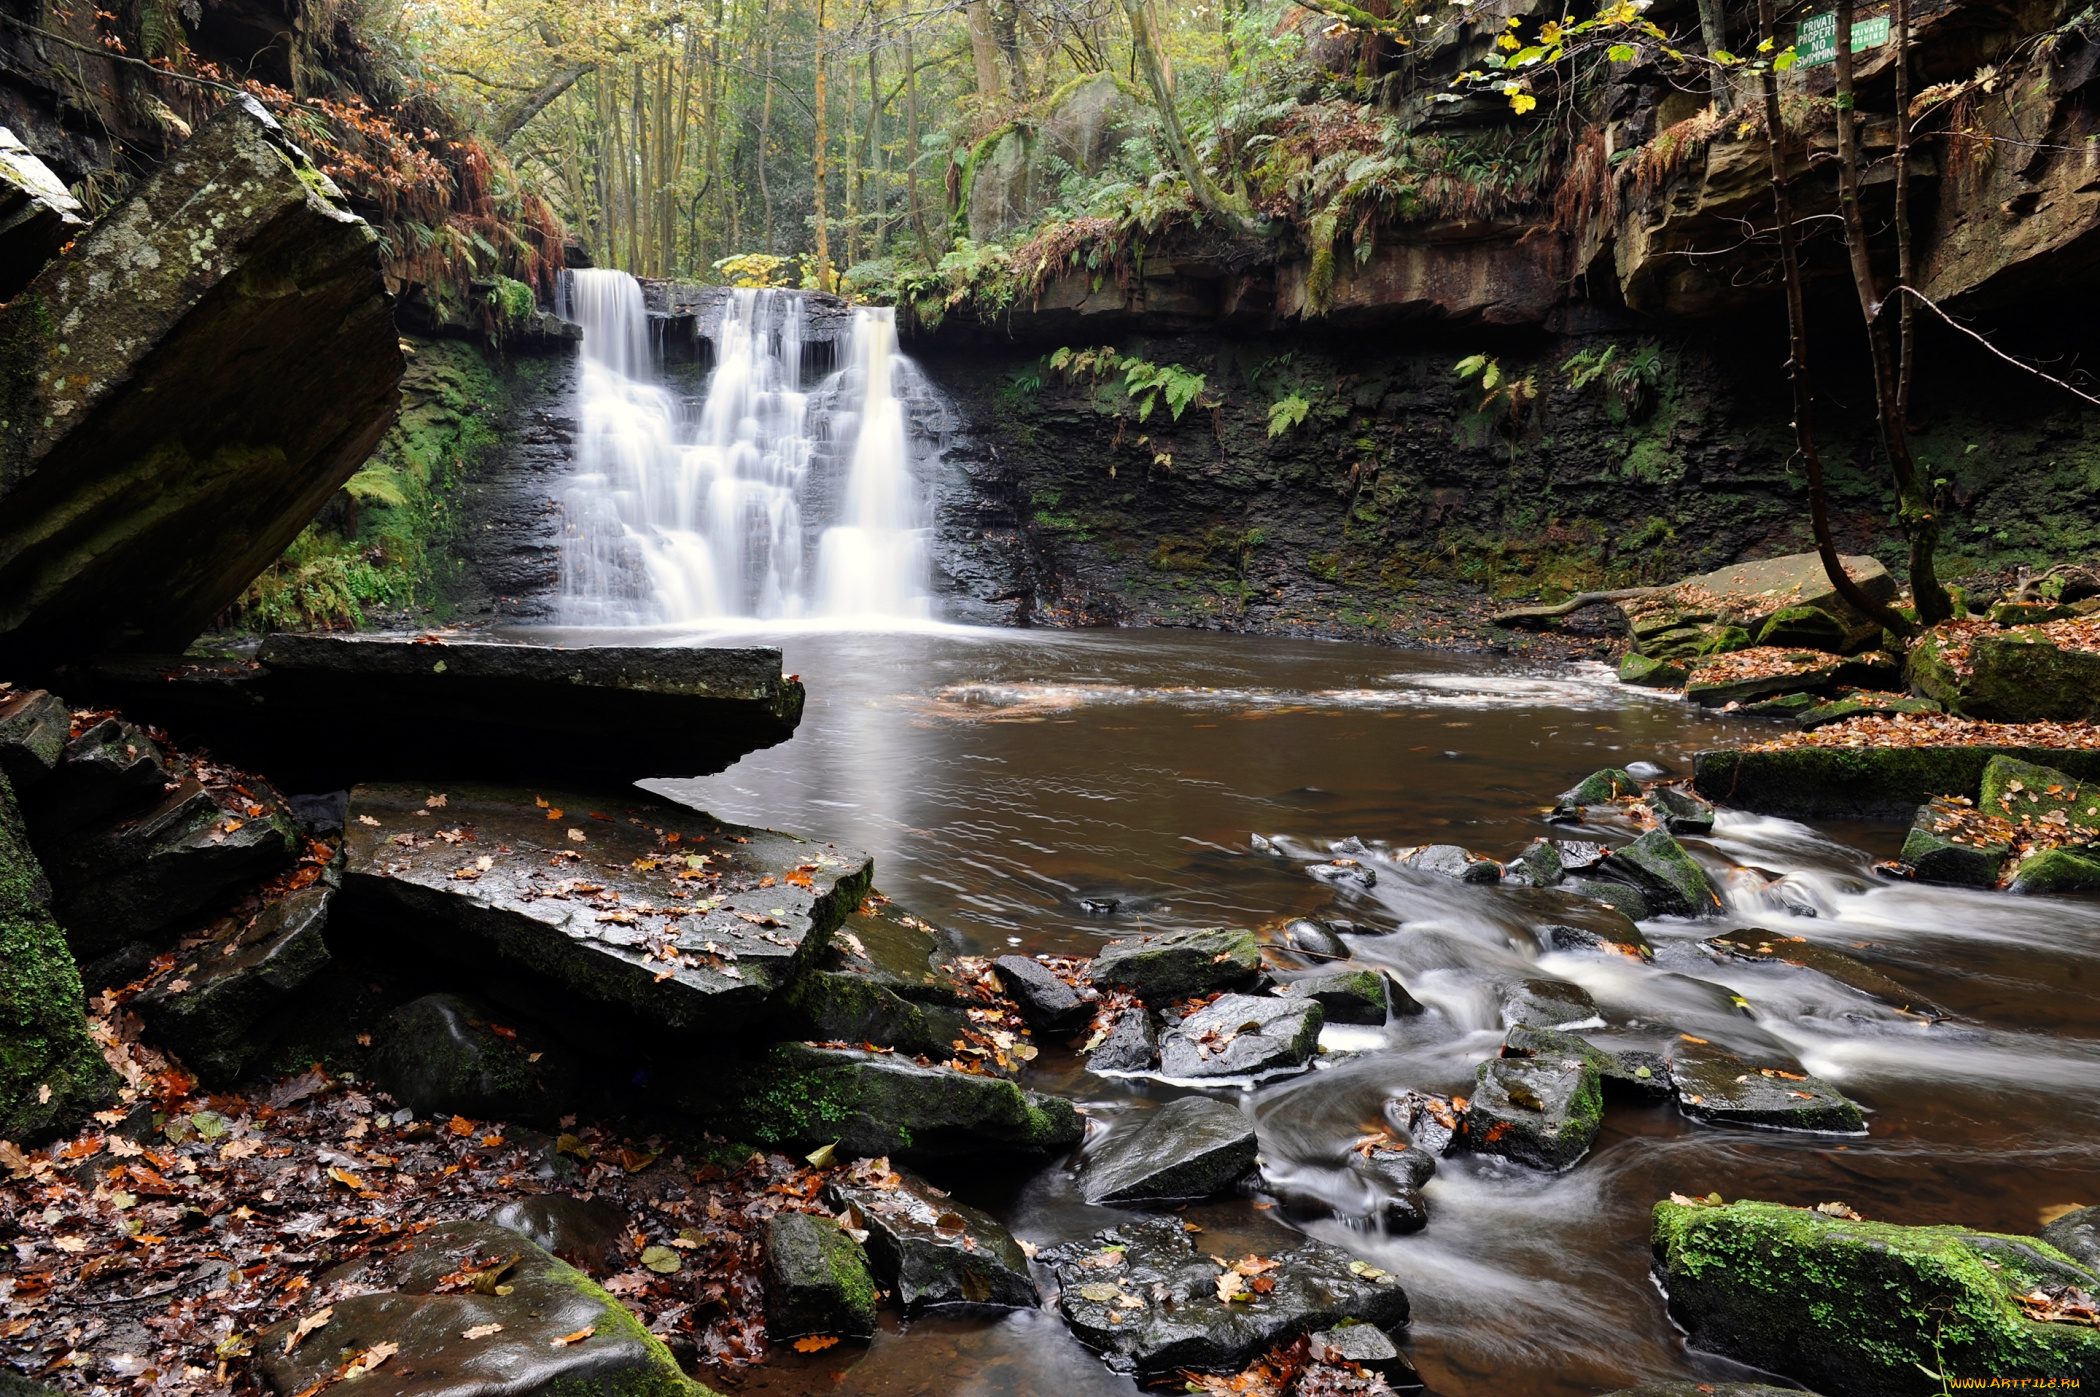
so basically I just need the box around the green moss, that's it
[1654,1199,2100,1395]
[0,773,118,1142]
[1695,745,2100,819]
[538,1262,721,1397]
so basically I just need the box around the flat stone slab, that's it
[825,1162,1037,1313]
[1503,1023,1670,1103]
[133,884,333,1083]
[1694,744,2100,819]
[1666,1042,1866,1133]
[1703,928,1946,1020]
[1081,1096,1256,1204]
[678,1042,1082,1160]
[1047,1215,1409,1378]
[257,1219,704,1397]
[1087,927,1261,1003]
[1159,994,1322,1079]
[340,782,872,1036]
[1467,1055,1603,1172]
[87,636,804,788]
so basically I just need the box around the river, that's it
[513,622,2100,1396]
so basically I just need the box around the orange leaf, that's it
[447,1115,475,1136]
[792,1335,841,1353]
[326,1166,367,1191]
[550,1326,595,1347]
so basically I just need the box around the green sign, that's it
[1795,10,1890,67]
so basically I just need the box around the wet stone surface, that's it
[1080,1095,1257,1205]
[1666,1042,1866,1133]
[1158,993,1323,1079]
[1086,926,1262,1003]
[825,1162,1037,1314]
[1086,1008,1159,1073]
[1046,1214,1409,1378]
[1467,1055,1604,1172]
[1702,927,1947,1020]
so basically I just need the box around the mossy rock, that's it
[1795,692,1941,730]
[1901,798,2012,887]
[1595,830,1721,917]
[774,961,969,1057]
[2008,847,2100,895]
[1735,691,1822,720]
[765,1211,877,1339]
[0,771,118,1143]
[1754,604,1853,651]
[1086,926,1260,1003]
[1913,628,2100,722]
[1618,653,1688,688]
[1685,657,1840,709]
[1466,1055,1603,1172]
[1563,768,1641,804]
[1980,755,2100,835]
[368,993,583,1124]
[1653,1198,2100,1396]
[1693,745,2100,819]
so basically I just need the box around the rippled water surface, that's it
[526,624,2100,1396]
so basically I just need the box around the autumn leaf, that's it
[791,1335,840,1353]
[461,1323,504,1340]
[448,1115,476,1136]
[326,1165,367,1191]
[283,1307,333,1354]
[550,1326,595,1347]
[640,1245,681,1274]
[345,1341,398,1375]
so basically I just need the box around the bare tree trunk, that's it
[1118,0,1256,236]
[1893,0,1914,429]
[965,1,1001,97]
[1760,0,1911,636]
[904,25,937,263]
[1695,0,1731,109]
[814,0,832,290]
[1834,0,1949,624]
[866,28,885,254]
[758,22,775,255]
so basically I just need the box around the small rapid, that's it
[555,270,934,624]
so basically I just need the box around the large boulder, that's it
[1592,830,1722,917]
[0,771,117,1142]
[1621,554,1897,661]
[774,914,971,1057]
[85,636,805,789]
[132,884,334,1082]
[0,97,401,668]
[0,126,83,302]
[1158,993,1322,1079]
[1080,1095,1256,1205]
[23,717,167,839]
[965,73,1141,242]
[1466,1055,1603,1172]
[1047,1215,1409,1378]
[1666,1041,1864,1133]
[824,1162,1036,1313]
[677,1042,1081,1160]
[2040,1206,2100,1272]
[1653,1198,2100,1396]
[1087,927,1261,1003]
[339,783,872,1037]
[1900,797,2011,886]
[1695,743,2100,819]
[1912,626,2100,722]
[765,1211,878,1338]
[257,1220,711,1397]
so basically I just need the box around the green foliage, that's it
[1456,354,1537,429]
[343,463,409,508]
[1049,345,1124,382]
[1268,392,1312,437]
[714,253,797,288]
[1560,341,1664,420]
[487,275,537,323]
[1121,359,1208,423]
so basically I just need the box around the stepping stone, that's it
[1047,1215,1408,1378]
[1278,918,1350,958]
[1540,918,1653,960]
[1394,844,1501,883]
[1646,785,1715,835]
[1085,1008,1157,1073]
[1467,1055,1604,1172]
[1275,967,1396,1024]
[1504,840,1566,886]
[133,885,333,1083]
[1702,928,1946,1020]
[1502,1023,1669,1103]
[825,1163,1036,1313]
[766,1212,877,1338]
[368,993,583,1124]
[1594,830,1722,917]
[994,954,1091,1032]
[1159,994,1322,1079]
[1080,1096,1256,1204]
[255,1220,704,1397]
[1351,1146,1437,1232]
[1087,927,1260,1003]
[1900,797,2009,886]
[678,1042,1081,1160]
[1666,1041,1865,1133]
[1562,768,1640,804]
[85,635,805,789]
[340,782,873,1036]
[1498,978,1601,1030]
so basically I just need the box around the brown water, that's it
[537,625,2100,1396]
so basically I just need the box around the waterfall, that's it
[555,269,932,625]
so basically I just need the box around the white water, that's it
[556,269,932,625]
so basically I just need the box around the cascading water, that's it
[555,268,933,625]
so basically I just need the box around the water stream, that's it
[498,623,2100,1396]
[555,271,933,624]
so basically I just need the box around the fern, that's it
[1268,392,1311,437]
[343,464,408,508]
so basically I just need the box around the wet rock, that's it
[1695,743,2100,820]
[0,772,118,1142]
[88,636,805,790]
[1754,604,1853,651]
[1617,653,1688,688]
[1796,692,1943,730]
[1652,1197,2100,1396]
[1467,1055,1604,1172]
[1277,968,1397,1024]
[2009,846,2100,894]
[1594,830,1722,918]
[993,954,1090,1033]
[1310,1323,1420,1384]
[825,1163,1037,1313]
[1048,1215,1409,1378]
[1562,768,1640,804]
[75,940,162,997]
[257,1220,703,1397]
[1553,841,1614,872]
[1387,1090,1464,1155]
[1540,917,1653,960]
[775,957,968,1058]
[487,1194,631,1275]
[1086,1009,1158,1073]
[2039,1206,2100,1272]
[831,904,972,1005]
[340,783,872,1037]
[132,885,333,1083]
[1081,1096,1256,1204]
[1503,840,1564,887]
[680,1042,1081,1160]
[1087,927,1261,1003]
[1562,877,1653,920]
[1352,1146,1437,1232]
[0,689,67,794]
[285,791,349,837]
[1900,797,2009,886]
[1307,858,1378,889]
[1394,844,1501,883]
[1498,978,1601,1030]
[1502,1023,1669,1103]
[1621,554,1898,662]
[1159,994,1323,1079]
[1666,1041,1865,1133]
[766,1211,878,1339]
[40,776,299,958]
[24,719,167,840]
[1702,928,1946,1019]
[1278,918,1350,959]
[1737,691,1822,720]
[1646,785,1715,836]
[368,993,583,1125]
[0,98,400,669]
[0,127,84,301]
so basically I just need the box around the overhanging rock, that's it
[0,95,401,668]
[83,635,804,788]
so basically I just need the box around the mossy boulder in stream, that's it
[1594,830,1722,917]
[1901,798,2011,886]
[1653,1198,2100,1396]
[0,771,117,1142]
[1618,653,1689,688]
[1086,926,1261,1003]
[1466,1054,1603,1171]
[1695,744,2100,819]
[2009,846,2100,894]
[1620,553,1896,660]
[1980,755,2100,833]
[677,1042,1081,1160]
[765,1212,878,1339]
[1913,627,2100,722]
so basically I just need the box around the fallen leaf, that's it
[426,793,448,808]
[282,1307,333,1354]
[461,1324,503,1340]
[220,1138,261,1161]
[326,1166,367,1191]
[550,1326,595,1348]
[356,814,379,827]
[345,1341,398,1376]
[640,1245,681,1274]
[804,1141,837,1168]
[791,1335,840,1353]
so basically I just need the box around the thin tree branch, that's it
[1893,287,2100,409]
